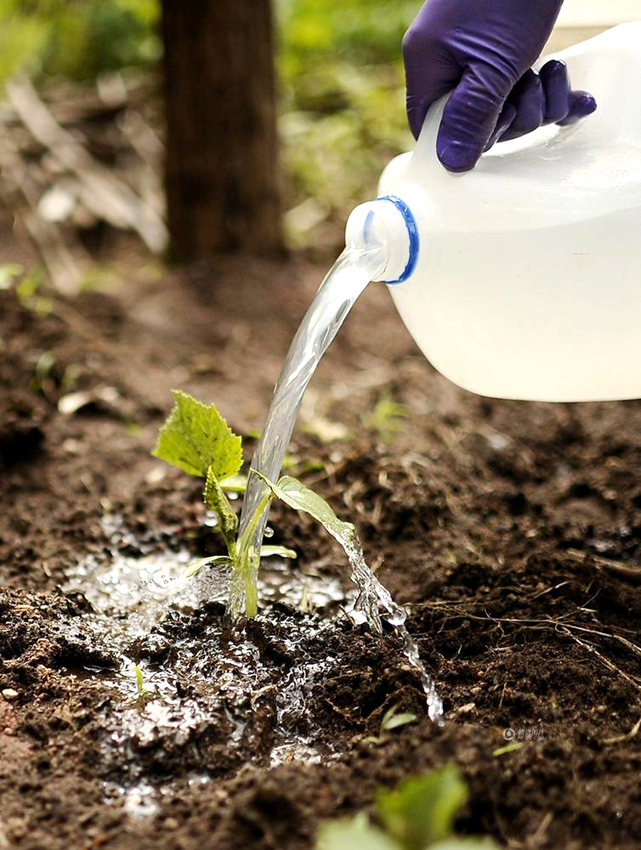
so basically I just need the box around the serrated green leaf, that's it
[185,555,233,578]
[316,813,400,850]
[254,471,356,550]
[380,706,417,733]
[204,465,238,538]
[260,545,298,559]
[153,390,242,479]
[377,764,468,850]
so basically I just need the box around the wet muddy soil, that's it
[1,244,641,849]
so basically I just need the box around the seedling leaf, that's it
[362,393,408,443]
[260,545,297,559]
[377,764,467,850]
[153,390,242,479]
[492,742,524,757]
[132,664,152,699]
[380,706,418,733]
[254,472,356,549]
[185,555,233,578]
[204,465,238,539]
[316,813,400,850]
[134,664,145,696]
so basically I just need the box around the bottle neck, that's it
[344,194,420,284]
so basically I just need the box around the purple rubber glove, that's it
[403,0,597,172]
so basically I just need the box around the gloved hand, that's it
[403,0,597,172]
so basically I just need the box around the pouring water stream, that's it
[235,245,443,723]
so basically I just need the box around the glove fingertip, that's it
[437,139,479,172]
[575,91,597,116]
[558,91,597,126]
[539,59,568,78]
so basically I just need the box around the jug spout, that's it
[345,195,420,284]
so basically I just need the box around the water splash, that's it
[345,539,443,724]
[235,246,444,723]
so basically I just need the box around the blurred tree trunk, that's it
[161,0,282,260]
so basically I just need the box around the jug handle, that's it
[416,94,449,164]
[414,94,482,177]
[414,91,572,173]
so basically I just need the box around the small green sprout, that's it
[361,392,408,443]
[380,705,418,733]
[0,264,53,315]
[316,764,498,850]
[364,705,418,744]
[153,391,358,619]
[492,741,524,757]
[132,664,152,700]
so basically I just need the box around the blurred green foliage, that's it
[278,0,415,239]
[0,0,159,83]
[0,0,415,244]
[278,0,416,71]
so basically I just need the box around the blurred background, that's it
[0,0,638,293]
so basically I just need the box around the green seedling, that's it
[380,705,418,733]
[492,741,524,758]
[364,705,418,744]
[316,764,497,850]
[153,390,358,618]
[0,264,53,315]
[362,392,408,443]
[132,664,152,700]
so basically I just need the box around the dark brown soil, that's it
[1,239,641,850]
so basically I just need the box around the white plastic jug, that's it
[345,22,641,402]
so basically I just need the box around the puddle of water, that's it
[104,774,211,820]
[269,742,323,769]
[65,511,441,820]
[63,515,353,814]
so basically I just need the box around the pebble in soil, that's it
[60,515,429,816]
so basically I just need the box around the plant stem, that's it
[231,490,272,618]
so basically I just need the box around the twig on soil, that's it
[565,548,641,584]
[555,626,641,692]
[602,716,641,746]
[419,603,641,690]
[529,811,554,846]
